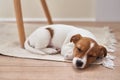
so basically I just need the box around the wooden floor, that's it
[0,22,120,80]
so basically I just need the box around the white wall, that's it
[96,0,120,21]
[0,0,95,21]
[1,0,120,22]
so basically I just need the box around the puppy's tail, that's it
[24,39,46,55]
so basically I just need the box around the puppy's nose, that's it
[76,60,83,67]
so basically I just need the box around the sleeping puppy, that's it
[24,24,107,69]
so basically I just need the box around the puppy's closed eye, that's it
[88,55,96,58]
[77,48,83,52]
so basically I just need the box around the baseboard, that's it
[0,18,96,23]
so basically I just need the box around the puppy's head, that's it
[70,34,107,69]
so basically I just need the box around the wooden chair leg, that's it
[41,0,53,24]
[14,0,25,48]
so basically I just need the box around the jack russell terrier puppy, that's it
[24,24,107,69]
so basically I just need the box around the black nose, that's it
[76,60,83,67]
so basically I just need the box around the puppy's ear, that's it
[98,45,107,57]
[70,34,82,43]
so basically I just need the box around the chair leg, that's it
[40,0,53,24]
[14,0,25,48]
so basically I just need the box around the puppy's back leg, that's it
[29,28,51,48]
[25,28,51,55]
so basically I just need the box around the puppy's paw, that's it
[47,49,58,55]
[41,48,58,55]
[64,54,73,60]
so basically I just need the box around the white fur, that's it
[24,24,96,59]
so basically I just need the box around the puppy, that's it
[24,24,107,69]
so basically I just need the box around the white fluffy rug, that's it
[0,25,116,69]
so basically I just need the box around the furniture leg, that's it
[14,0,25,48]
[41,0,53,24]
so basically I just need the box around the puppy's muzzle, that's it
[72,57,87,68]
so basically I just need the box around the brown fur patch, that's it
[46,28,54,38]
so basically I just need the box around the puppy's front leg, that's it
[61,43,74,60]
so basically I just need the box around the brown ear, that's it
[70,34,82,43]
[98,45,107,57]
